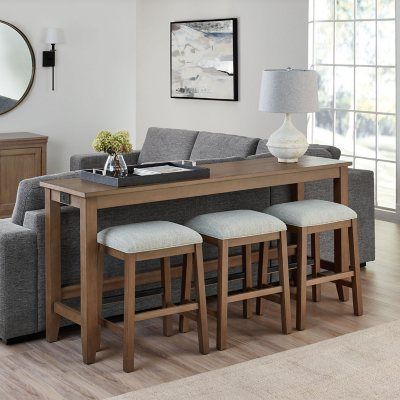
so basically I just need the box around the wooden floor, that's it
[0,220,399,400]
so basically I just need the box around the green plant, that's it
[92,130,132,155]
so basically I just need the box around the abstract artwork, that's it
[170,18,238,101]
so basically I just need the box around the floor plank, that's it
[0,220,398,399]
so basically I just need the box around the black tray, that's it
[80,162,210,187]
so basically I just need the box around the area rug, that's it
[109,320,400,399]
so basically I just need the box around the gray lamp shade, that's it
[258,68,319,113]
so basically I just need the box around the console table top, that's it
[41,156,351,199]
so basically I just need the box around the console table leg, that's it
[45,189,61,342]
[80,198,99,365]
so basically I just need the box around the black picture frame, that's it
[170,18,238,101]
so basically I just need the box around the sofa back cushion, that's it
[11,171,80,226]
[190,131,259,160]
[70,151,141,171]
[256,139,341,159]
[138,127,199,164]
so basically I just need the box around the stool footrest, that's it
[100,302,200,336]
[54,302,81,325]
[306,271,354,287]
[227,285,283,303]
[101,318,123,336]
[135,302,199,322]
[337,279,354,288]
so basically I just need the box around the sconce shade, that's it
[259,68,319,114]
[44,28,64,45]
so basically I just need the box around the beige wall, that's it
[136,0,309,147]
[0,0,136,173]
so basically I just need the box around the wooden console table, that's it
[0,132,48,218]
[41,156,351,365]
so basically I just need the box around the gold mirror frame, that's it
[0,20,36,116]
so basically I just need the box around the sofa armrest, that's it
[0,220,38,340]
[70,150,141,171]
[348,168,375,263]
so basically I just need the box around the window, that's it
[308,0,396,211]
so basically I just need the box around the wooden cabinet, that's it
[0,132,48,218]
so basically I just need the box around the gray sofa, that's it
[0,127,375,342]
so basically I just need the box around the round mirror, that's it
[0,20,35,115]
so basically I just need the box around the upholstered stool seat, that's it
[97,221,203,253]
[97,220,209,372]
[186,210,292,350]
[264,200,363,331]
[265,199,357,227]
[186,210,287,240]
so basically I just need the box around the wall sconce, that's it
[42,28,63,91]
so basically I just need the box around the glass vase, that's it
[103,154,128,177]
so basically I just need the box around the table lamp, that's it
[258,68,319,163]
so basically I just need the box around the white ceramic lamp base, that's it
[267,113,309,163]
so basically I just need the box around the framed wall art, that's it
[170,18,238,101]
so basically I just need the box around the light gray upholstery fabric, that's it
[0,219,37,340]
[70,151,141,171]
[195,156,244,165]
[255,140,340,159]
[186,210,286,240]
[138,127,199,164]
[11,171,80,226]
[98,221,202,253]
[265,199,357,227]
[190,131,259,160]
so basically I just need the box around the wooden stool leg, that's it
[335,228,350,302]
[311,233,321,302]
[242,244,253,319]
[256,242,269,316]
[123,255,136,373]
[96,244,104,351]
[278,231,292,334]
[179,253,193,333]
[161,257,173,337]
[217,240,229,350]
[193,244,209,355]
[349,219,363,316]
[296,228,308,331]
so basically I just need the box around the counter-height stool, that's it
[186,210,292,351]
[97,221,209,372]
[264,199,363,331]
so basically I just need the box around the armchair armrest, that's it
[70,150,141,171]
[0,220,38,340]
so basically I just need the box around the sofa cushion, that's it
[256,139,341,159]
[138,127,199,164]
[190,131,259,160]
[11,171,80,226]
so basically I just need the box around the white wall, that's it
[136,0,309,147]
[0,0,136,173]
